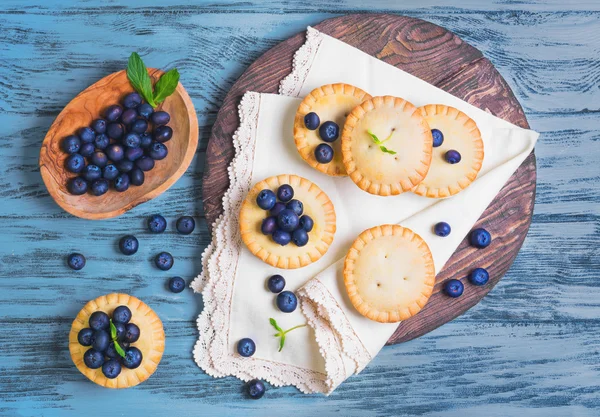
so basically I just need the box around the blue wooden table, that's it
[1,1,599,416]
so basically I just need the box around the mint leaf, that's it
[153,68,180,105]
[269,318,283,333]
[114,341,126,359]
[109,319,117,340]
[127,52,157,107]
[367,129,382,144]
[270,319,307,352]
[380,145,397,155]
[278,333,286,352]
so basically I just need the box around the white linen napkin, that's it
[192,27,539,394]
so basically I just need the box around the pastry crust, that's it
[412,104,484,198]
[239,174,336,269]
[69,293,165,388]
[341,96,433,196]
[343,225,435,323]
[294,83,372,177]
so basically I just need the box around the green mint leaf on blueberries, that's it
[367,129,382,144]
[127,52,157,107]
[114,341,126,359]
[109,319,117,340]
[269,318,307,352]
[380,145,397,155]
[153,68,180,105]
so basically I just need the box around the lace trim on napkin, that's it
[279,26,324,97]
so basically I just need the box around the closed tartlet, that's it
[341,96,433,196]
[294,83,371,177]
[412,104,484,198]
[69,293,165,389]
[343,225,435,323]
[239,174,336,269]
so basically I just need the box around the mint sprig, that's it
[109,319,126,359]
[270,318,307,352]
[127,52,180,108]
[367,129,397,155]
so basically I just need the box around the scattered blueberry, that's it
[270,202,286,217]
[137,103,153,119]
[123,92,143,109]
[431,129,444,147]
[116,159,134,173]
[319,121,339,142]
[113,305,132,324]
[153,125,173,143]
[91,179,109,196]
[168,276,186,293]
[139,133,153,148]
[434,222,451,237]
[444,279,464,298]
[148,214,167,233]
[91,119,107,134]
[272,230,291,246]
[237,338,256,357]
[277,209,299,232]
[299,215,314,232]
[469,268,490,286]
[292,228,309,247]
[176,216,195,235]
[246,379,265,400]
[151,111,171,126]
[83,348,104,369]
[276,291,298,313]
[88,311,109,331]
[155,252,174,271]
[277,184,294,202]
[130,119,148,134]
[470,228,492,248]
[256,189,277,210]
[62,135,81,154]
[91,151,108,168]
[286,199,303,216]
[67,252,86,270]
[102,359,122,379]
[135,156,155,171]
[123,132,141,148]
[130,168,145,186]
[445,150,461,164]
[304,112,320,130]
[67,177,88,195]
[148,141,168,160]
[106,122,124,140]
[105,341,129,359]
[105,105,123,122]
[267,275,285,293]
[315,143,334,163]
[123,323,140,343]
[79,142,95,158]
[125,146,144,162]
[114,173,130,192]
[94,133,110,150]
[77,328,94,346]
[119,235,139,255]
[65,153,85,173]
[82,164,102,182]
[122,347,143,369]
[92,329,110,352]
[121,108,138,125]
[102,164,119,180]
[261,216,277,235]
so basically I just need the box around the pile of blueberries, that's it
[77,305,143,379]
[433,221,492,297]
[256,184,314,247]
[303,112,338,164]
[62,92,173,196]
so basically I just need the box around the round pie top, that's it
[239,174,336,269]
[412,104,484,198]
[343,224,435,323]
[294,83,371,177]
[69,293,165,389]
[341,96,433,196]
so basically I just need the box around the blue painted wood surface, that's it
[0,1,599,416]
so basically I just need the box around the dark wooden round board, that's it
[202,14,536,345]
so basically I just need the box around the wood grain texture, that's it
[40,69,199,219]
[0,1,598,416]
[202,13,536,345]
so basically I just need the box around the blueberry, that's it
[261,216,277,235]
[92,329,110,352]
[277,291,297,313]
[130,168,144,186]
[256,189,277,210]
[91,179,109,196]
[237,338,256,357]
[155,251,174,270]
[445,150,461,164]
[272,230,291,246]
[102,359,122,379]
[139,132,153,148]
[168,276,186,293]
[149,141,168,160]
[277,209,299,232]
[151,111,171,126]
[319,121,339,142]
[286,199,303,216]
[444,279,464,298]
[125,146,144,162]
[123,323,140,343]
[116,159,134,173]
[299,215,314,232]
[277,184,294,202]
[88,311,109,331]
[121,108,138,126]
[67,252,86,270]
[119,235,139,255]
[470,228,492,248]
[82,164,102,182]
[79,142,95,158]
[106,144,124,162]
[77,328,94,346]
[315,143,334,163]
[114,322,126,340]
[105,341,129,359]
[154,125,173,143]
[83,348,104,369]
[123,132,141,148]
[135,156,155,171]
[102,164,119,180]
[94,133,110,150]
[106,122,124,140]
[78,126,96,144]
[304,112,320,130]
[469,268,490,286]
[113,305,132,324]
[176,216,195,234]
[431,129,444,147]
[65,153,85,173]
[91,119,107,134]
[114,173,130,192]
[105,105,123,122]
[130,119,148,134]
[137,103,153,119]
[246,379,265,400]
[123,92,142,109]
[434,222,451,237]
[148,214,167,233]
[292,228,309,247]
[91,151,108,168]
[67,177,88,195]
[267,275,285,293]
[62,135,81,154]
[270,202,286,217]
[122,347,143,369]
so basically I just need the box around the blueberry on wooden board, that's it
[67,252,86,270]
[88,311,109,331]
[431,129,444,147]
[151,111,171,126]
[65,153,85,173]
[119,235,139,255]
[123,132,141,148]
[148,214,167,233]
[106,144,124,162]
[106,122,124,140]
[130,118,148,134]
[114,173,130,192]
[93,133,110,150]
[277,184,294,202]
[102,359,122,379]
[314,143,334,163]
[82,164,102,182]
[319,121,339,142]
[102,164,119,180]
[116,159,134,173]
[168,276,186,293]
[125,146,144,162]
[79,142,95,158]
[121,108,138,125]
[105,105,123,122]
[123,92,142,109]
[237,338,256,357]
[154,252,174,271]
[469,268,490,286]
[130,167,144,186]
[67,177,88,195]
[148,141,168,160]
[154,125,173,143]
[139,132,153,148]
[78,127,95,143]
[61,135,81,154]
[470,228,492,248]
[122,347,143,369]
[135,156,155,171]
[91,179,109,196]
[91,151,108,168]
[444,279,464,298]
[137,103,153,119]
[276,291,298,313]
[304,112,320,130]
[176,216,195,234]
[113,305,132,324]
[83,348,104,369]
[91,119,107,134]
[256,189,277,210]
